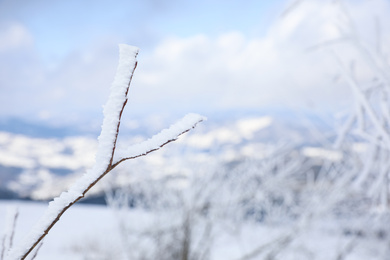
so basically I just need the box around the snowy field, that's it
[0,200,119,260]
[1,200,388,260]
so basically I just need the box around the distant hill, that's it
[0,117,84,138]
[0,110,335,203]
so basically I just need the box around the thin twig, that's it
[8,211,18,251]
[335,237,358,260]
[234,234,293,260]
[1,236,5,260]
[1,208,19,260]
[29,242,43,260]
[112,122,203,168]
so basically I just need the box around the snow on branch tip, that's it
[115,113,207,162]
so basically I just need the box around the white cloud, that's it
[1,0,390,124]
[0,23,33,52]
[128,0,390,116]
[131,18,338,113]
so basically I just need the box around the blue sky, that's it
[0,0,284,67]
[3,0,283,58]
[0,0,389,128]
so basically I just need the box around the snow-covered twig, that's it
[234,233,293,260]
[335,237,359,260]
[333,52,390,146]
[0,237,4,260]
[113,113,205,166]
[1,207,18,260]
[6,44,205,260]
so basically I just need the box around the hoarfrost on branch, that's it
[6,44,205,260]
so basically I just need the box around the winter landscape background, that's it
[2,0,390,259]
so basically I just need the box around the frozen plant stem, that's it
[6,44,205,260]
[1,207,19,260]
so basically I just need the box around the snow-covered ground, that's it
[0,200,118,260]
[0,200,388,260]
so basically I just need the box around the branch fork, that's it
[6,44,205,260]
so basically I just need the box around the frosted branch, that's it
[333,52,390,146]
[1,207,18,260]
[333,113,355,149]
[6,44,204,260]
[6,44,139,260]
[113,113,206,165]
